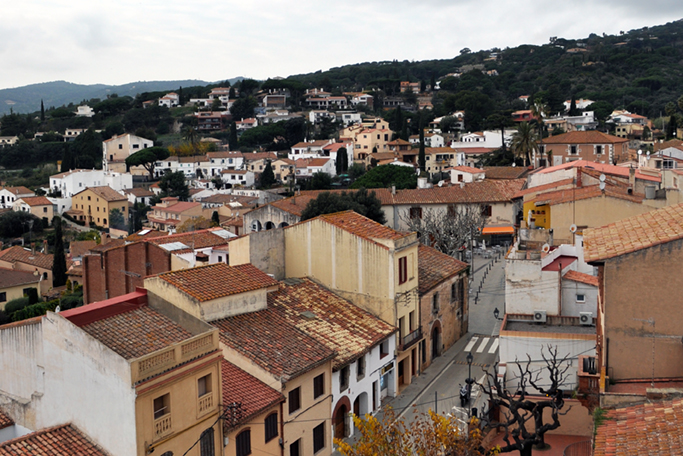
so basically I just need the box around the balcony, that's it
[154,414,172,439]
[401,328,422,351]
[198,393,214,417]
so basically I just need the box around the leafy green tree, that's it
[586,101,614,123]
[129,202,147,233]
[237,79,260,96]
[307,171,332,190]
[159,171,190,201]
[109,208,126,230]
[335,147,349,175]
[444,90,495,132]
[351,164,417,190]
[301,188,386,224]
[260,160,276,188]
[0,211,44,238]
[511,122,539,167]
[70,128,103,169]
[52,217,67,287]
[439,115,459,134]
[348,162,366,179]
[568,96,579,116]
[125,146,170,180]
[230,96,258,120]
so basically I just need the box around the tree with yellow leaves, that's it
[335,407,498,456]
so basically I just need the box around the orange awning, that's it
[481,226,514,235]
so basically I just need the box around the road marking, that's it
[476,337,490,353]
[464,337,479,352]
[488,338,499,354]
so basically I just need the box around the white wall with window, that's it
[561,277,598,317]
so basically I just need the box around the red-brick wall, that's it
[83,242,171,303]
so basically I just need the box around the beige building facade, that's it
[71,186,128,228]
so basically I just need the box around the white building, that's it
[309,110,337,124]
[289,139,334,161]
[295,158,336,178]
[336,111,362,127]
[451,130,513,150]
[0,186,35,209]
[409,133,445,148]
[0,136,19,148]
[158,92,179,108]
[221,169,255,187]
[75,106,95,117]
[64,129,85,141]
[50,169,133,198]
[154,155,209,179]
[448,166,485,183]
[207,151,245,176]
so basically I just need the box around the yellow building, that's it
[147,197,204,232]
[0,245,54,296]
[71,186,128,228]
[0,267,40,310]
[13,196,54,223]
[283,211,423,391]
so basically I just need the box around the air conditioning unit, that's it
[533,310,547,323]
[579,312,593,326]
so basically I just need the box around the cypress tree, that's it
[40,100,45,121]
[260,160,276,188]
[52,217,67,287]
[211,211,220,227]
[229,122,238,149]
[418,115,426,173]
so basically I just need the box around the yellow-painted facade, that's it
[0,282,39,311]
[71,188,128,228]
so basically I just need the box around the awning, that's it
[481,226,514,235]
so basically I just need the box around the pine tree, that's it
[52,217,67,287]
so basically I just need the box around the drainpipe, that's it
[558,262,562,317]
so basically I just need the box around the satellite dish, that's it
[512,163,517,167]
[599,174,606,182]
[599,181,606,190]
[438,180,444,187]
[570,224,578,233]
[638,149,643,156]
[647,151,650,157]
[541,244,550,253]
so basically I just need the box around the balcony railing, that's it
[402,328,422,350]
[154,414,172,439]
[198,393,214,416]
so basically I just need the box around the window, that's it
[357,355,366,379]
[576,294,586,303]
[118,144,123,149]
[288,387,301,414]
[153,393,170,420]
[432,293,439,313]
[380,340,389,359]
[398,256,407,284]
[451,282,459,302]
[200,428,215,456]
[87,196,91,201]
[198,374,211,397]
[0,292,6,302]
[570,145,577,155]
[409,311,415,331]
[313,422,325,453]
[313,374,324,399]
[481,205,492,217]
[595,145,603,155]
[218,255,223,263]
[409,207,422,219]
[290,439,301,456]
[265,413,278,442]
[133,144,139,149]
[43,207,47,213]
[236,429,251,456]
[340,366,350,392]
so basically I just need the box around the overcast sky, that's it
[2,1,682,90]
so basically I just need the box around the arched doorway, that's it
[353,392,369,418]
[278,222,289,228]
[265,221,275,230]
[251,220,262,232]
[334,404,348,439]
[431,323,442,360]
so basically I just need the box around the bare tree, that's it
[479,346,572,456]
[401,205,487,257]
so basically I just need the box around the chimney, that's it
[31,242,36,254]
[101,233,110,245]
[43,239,48,253]
[629,167,636,189]
[391,185,396,195]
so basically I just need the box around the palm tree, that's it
[183,126,199,154]
[530,100,548,166]
[511,122,539,167]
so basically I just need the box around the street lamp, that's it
[466,351,473,417]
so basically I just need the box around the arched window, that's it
[236,429,251,456]
[200,428,215,456]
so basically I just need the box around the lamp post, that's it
[466,351,473,417]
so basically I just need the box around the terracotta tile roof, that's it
[0,246,53,270]
[1,186,33,196]
[513,178,575,198]
[69,240,98,258]
[212,308,335,381]
[562,270,598,287]
[483,166,530,180]
[323,142,351,152]
[380,179,525,205]
[89,239,125,253]
[241,152,277,162]
[268,194,318,216]
[584,202,683,262]
[152,201,201,213]
[534,159,660,182]
[0,267,40,289]
[417,245,468,295]
[0,423,109,455]
[146,229,236,251]
[453,147,497,155]
[156,263,278,302]
[318,211,410,244]
[123,187,154,197]
[125,229,166,242]
[594,398,683,456]
[654,139,683,152]
[80,305,193,360]
[540,130,628,145]
[268,278,396,369]
[531,184,644,206]
[200,194,258,206]
[51,168,92,179]
[17,196,52,206]
[207,151,244,159]
[448,166,484,173]
[295,158,331,168]
[292,140,331,149]
[74,186,127,202]
[0,409,13,430]
[221,359,284,430]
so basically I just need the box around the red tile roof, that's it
[17,196,52,206]
[0,267,40,289]
[74,186,127,202]
[513,178,575,198]
[594,398,683,456]
[318,211,411,244]
[0,246,53,270]
[448,166,484,173]
[417,245,468,295]
[540,130,628,145]
[584,203,683,262]
[533,159,660,182]
[1,186,33,196]
[0,409,13,430]
[563,270,598,287]
[69,240,98,258]
[0,423,109,455]
[146,229,229,250]
[153,201,201,213]
[221,359,284,430]
[482,166,530,180]
[156,263,278,302]
[212,308,335,381]
[80,305,193,360]
[531,184,644,206]
[268,278,396,369]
